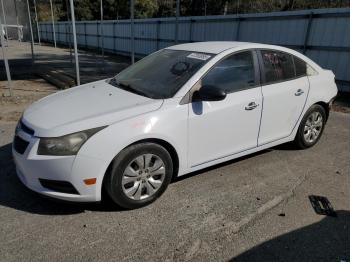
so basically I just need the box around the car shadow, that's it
[0,140,298,215]
[173,148,273,183]
[231,210,350,261]
[173,141,299,183]
[0,143,124,215]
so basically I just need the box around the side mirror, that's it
[194,85,226,102]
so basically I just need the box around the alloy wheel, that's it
[303,111,323,143]
[121,154,166,200]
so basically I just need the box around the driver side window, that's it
[201,51,256,94]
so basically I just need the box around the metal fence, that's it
[39,7,350,92]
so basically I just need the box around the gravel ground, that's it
[0,80,350,261]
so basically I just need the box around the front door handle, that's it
[245,102,259,110]
[295,89,304,96]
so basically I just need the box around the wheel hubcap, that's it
[122,154,165,200]
[304,111,323,143]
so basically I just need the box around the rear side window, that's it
[201,51,256,94]
[293,56,307,77]
[261,50,295,84]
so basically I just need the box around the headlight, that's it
[38,126,106,156]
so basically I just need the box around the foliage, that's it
[135,0,159,18]
[36,0,64,22]
[35,0,350,22]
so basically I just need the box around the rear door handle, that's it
[295,89,304,96]
[245,102,259,110]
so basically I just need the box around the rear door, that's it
[257,50,310,145]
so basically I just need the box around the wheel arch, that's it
[101,138,180,196]
[128,138,180,179]
[314,101,330,121]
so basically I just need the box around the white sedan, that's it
[13,42,337,209]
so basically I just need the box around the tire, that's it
[294,104,327,149]
[104,142,173,209]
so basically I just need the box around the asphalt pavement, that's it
[0,112,349,261]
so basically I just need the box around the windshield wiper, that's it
[109,79,151,98]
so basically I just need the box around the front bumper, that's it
[12,130,106,202]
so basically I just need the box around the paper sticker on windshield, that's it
[187,53,211,61]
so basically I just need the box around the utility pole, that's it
[33,0,40,44]
[14,0,21,41]
[26,0,35,62]
[175,0,180,44]
[69,0,80,85]
[0,0,7,36]
[0,22,13,96]
[65,0,72,64]
[100,0,105,71]
[130,0,135,64]
[49,0,56,47]
[224,1,228,15]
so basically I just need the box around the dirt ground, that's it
[0,80,56,122]
[1,79,350,261]
[0,41,129,85]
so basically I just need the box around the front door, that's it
[188,51,263,167]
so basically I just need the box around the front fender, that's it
[72,102,188,200]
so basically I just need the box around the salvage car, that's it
[13,42,337,209]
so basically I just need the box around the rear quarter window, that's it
[293,56,307,77]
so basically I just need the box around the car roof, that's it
[166,41,262,54]
[165,41,322,71]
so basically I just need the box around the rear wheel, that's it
[104,143,173,209]
[294,104,326,149]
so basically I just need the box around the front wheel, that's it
[104,142,173,209]
[294,104,327,149]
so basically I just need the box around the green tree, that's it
[156,0,174,17]
[135,0,158,18]
[38,0,350,22]
[104,0,130,20]
[36,0,64,22]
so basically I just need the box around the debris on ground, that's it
[308,195,337,217]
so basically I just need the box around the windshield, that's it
[110,49,213,99]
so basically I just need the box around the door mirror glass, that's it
[194,85,227,101]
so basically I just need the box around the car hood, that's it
[22,80,163,137]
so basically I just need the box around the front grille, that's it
[20,121,35,135]
[14,136,29,154]
[39,179,80,195]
